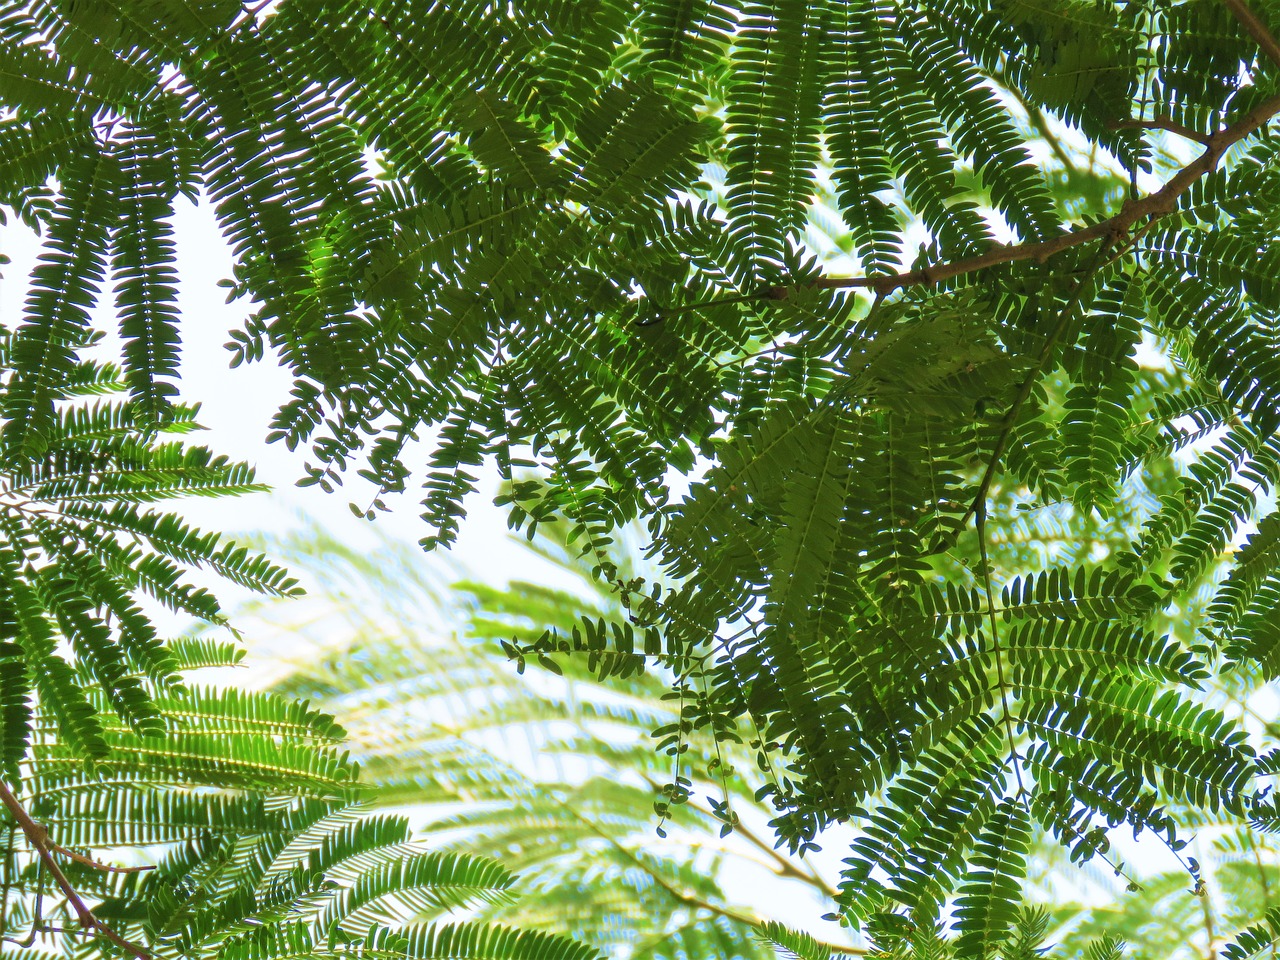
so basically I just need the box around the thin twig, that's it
[1245,833,1274,947]
[1197,872,1220,960]
[977,500,1026,798]
[669,785,839,899]
[565,806,867,955]
[0,779,151,960]
[1006,81,1079,172]
[730,815,839,899]
[1221,0,1280,70]
[46,841,155,875]
[1106,115,1212,145]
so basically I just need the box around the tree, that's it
[6,0,1280,956]
[240,516,1280,960]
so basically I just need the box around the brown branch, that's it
[0,779,151,960]
[1222,0,1280,70]
[1106,115,1212,145]
[46,841,155,875]
[564,804,867,955]
[763,87,1280,300]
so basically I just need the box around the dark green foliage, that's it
[950,799,1030,959]
[8,0,1280,954]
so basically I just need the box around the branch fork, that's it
[762,0,1280,302]
[0,779,152,959]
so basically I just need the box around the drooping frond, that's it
[0,345,299,775]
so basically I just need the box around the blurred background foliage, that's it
[216,459,1280,960]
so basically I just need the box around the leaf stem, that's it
[1106,116,1212,145]
[977,499,1026,799]
[675,787,838,899]
[565,806,866,955]
[949,234,1115,543]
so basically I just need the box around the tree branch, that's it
[565,804,867,955]
[1106,115,1212,144]
[0,779,151,960]
[762,87,1280,300]
[1221,0,1280,70]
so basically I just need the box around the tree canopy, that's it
[6,0,1280,957]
